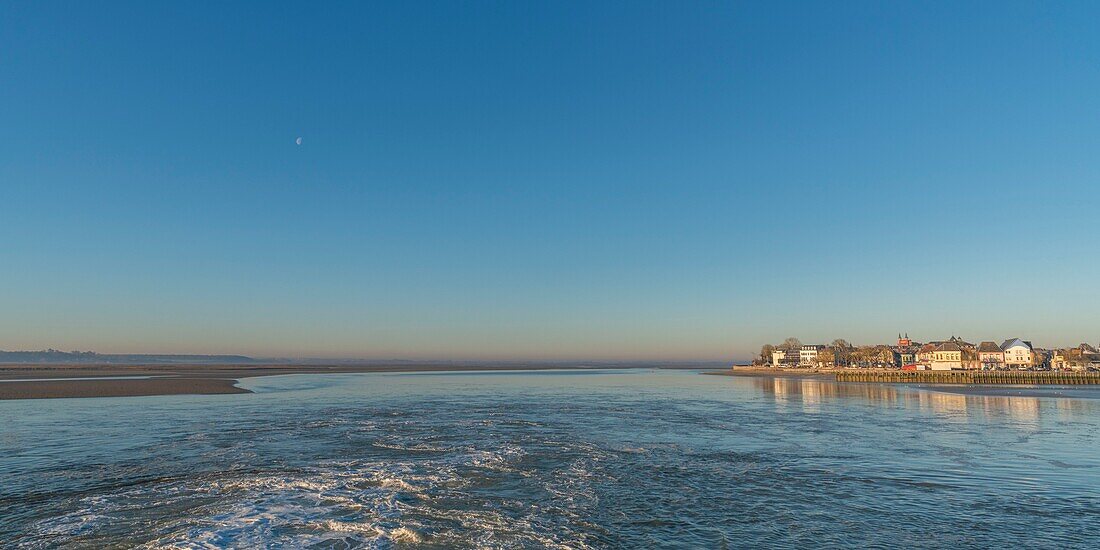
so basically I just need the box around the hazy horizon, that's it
[0,347,735,364]
[4,1,1099,361]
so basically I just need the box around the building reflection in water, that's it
[800,379,821,414]
[770,377,794,410]
[1055,397,1092,422]
[976,395,1040,426]
[917,390,969,421]
[748,375,1099,427]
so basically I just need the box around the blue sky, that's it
[2,1,1099,360]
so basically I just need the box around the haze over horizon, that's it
[3,1,1100,362]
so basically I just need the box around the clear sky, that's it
[2,1,1099,361]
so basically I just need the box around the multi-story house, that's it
[771,347,801,367]
[771,348,788,366]
[1052,344,1100,370]
[1001,338,1034,369]
[931,341,964,371]
[799,345,825,366]
[894,347,919,366]
[917,343,936,366]
[919,336,975,369]
[893,334,920,366]
[977,341,1005,370]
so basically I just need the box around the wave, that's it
[21,446,594,549]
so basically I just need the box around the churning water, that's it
[2,369,1099,548]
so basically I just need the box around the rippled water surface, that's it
[2,369,1100,548]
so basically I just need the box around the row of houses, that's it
[764,334,1100,371]
[923,337,1037,370]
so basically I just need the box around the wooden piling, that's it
[834,370,1100,385]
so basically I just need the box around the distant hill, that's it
[0,349,257,365]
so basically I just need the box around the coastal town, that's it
[755,334,1100,371]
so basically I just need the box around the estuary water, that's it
[1,369,1099,548]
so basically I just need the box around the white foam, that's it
[25,448,595,549]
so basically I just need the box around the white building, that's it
[930,342,963,371]
[1001,338,1033,369]
[799,345,825,366]
[771,348,789,367]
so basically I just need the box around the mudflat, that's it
[0,363,698,400]
[0,363,276,399]
[705,366,836,378]
[0,377,249,400]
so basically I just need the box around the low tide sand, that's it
[705,367,836,378]
[0,377,249,400]
[0,363,713,400]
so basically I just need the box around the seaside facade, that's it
[1002,339,1034,368]
[758,334,1089,371]
[930,342,964,371]
[799,345,825,366]
[771,348,800,367]
[977,341,1005,370]
[1051,344,1100,370]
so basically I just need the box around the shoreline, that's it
[7,363,1093,401]
[0,377,249,400]
[0,363,712,400]
[708,367,1100,395]
[704,367,837,379]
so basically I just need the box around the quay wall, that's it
[835,370,1100,385]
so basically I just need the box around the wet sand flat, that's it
[0,363,710,400]
[704,367,836,379]
[925,385,1100,399]
[0,377,250,400]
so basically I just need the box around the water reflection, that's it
[4,370,1099,547]
[749,375,1100,426]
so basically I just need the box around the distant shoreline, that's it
[0,363,720,400]
[8,364,1095,400]
[707,366,1100,387]
[704,367,836,378]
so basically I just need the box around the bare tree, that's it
[760,344,776,364]
[782,337,802,350]
[831,338,850,349]
[1031,349,1049,369]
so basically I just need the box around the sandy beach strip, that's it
[0,362,722,400]
[0,377,250,400]
[704,367,836,378]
